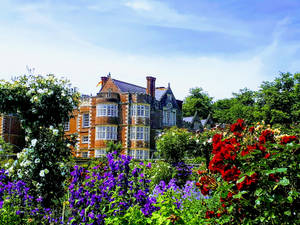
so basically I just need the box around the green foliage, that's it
[212,72,300,125]
[0,74,79,207]
[106,141,122,155]
[182,87,213,118]
[256,72,300,125]
[0,137,15,168]
[156,127,197,164]
[213,88,256,124]
[145,161,175,190]
[203,120,300,224]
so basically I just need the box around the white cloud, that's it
[125,0,153,11]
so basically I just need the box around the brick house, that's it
[0,114,25,152]
[65,74,183,159]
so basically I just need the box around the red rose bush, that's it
[196,119,299,224]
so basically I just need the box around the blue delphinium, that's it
[68,151,159,224]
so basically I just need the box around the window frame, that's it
[95,149,106,158]
[96,126,118,140]
[130,104,150,118]
[82,113,90,128]
[128,149,149,160]
[82,136,89,144]
[130,126,150,141]
[64,121,70,131]
[96,104,118,117]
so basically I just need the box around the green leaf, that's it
[279,177,290,186]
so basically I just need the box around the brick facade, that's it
[66,75,183,159]
[0,114,25,151]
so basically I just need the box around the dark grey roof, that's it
[155,88,167,100]
[112,79,146,93]
[201,119,208,126]
[183,117,193,123]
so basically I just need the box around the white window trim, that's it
[81,151,89,158]
[95,149,106,158]
[96,104,118,117]
[82,136,89,144]
[130,126,150,141]
[163,109,176,126]
[129,149,149,160]
[82,113,90,128]
[131,104,150,118]
[64,121,70,131]
[96,126,118,140]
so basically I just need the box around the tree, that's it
[256,72,300,125]
[0,74,79,207]
[213,88,256,124]
[156,127,197,164]
[182,87,213,118]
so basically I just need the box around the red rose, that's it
[280,135,298,145]
[205,210,215,219]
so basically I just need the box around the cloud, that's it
[124,0,153,11]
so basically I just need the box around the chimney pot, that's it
[146,76,156,97]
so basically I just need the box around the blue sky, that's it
[0,0,300,100]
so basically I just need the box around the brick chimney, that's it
[101,76,108,86]
[146,76,156,97]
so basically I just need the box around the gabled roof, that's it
[155,88,167,101]
[112,79,146,94]
[183,117,193,123]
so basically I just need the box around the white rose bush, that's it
[0,74,79,207]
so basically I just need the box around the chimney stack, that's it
[146,76,156,97]
[101,76,108,87]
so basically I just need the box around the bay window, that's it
[128,150,149,160]
[97,104,118,117]
[130,126,149,141]
[131,104,150,117]
[96,126,117,140]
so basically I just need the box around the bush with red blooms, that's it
[196,119,299,224]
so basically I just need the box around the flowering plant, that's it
[68,151,158,224]
[196,119,299,224]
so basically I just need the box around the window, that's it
[163,110,176,126]
[96,126,117,140]
[82,113,89,127]
[81,152,89,158]
[167,94,172,101]
[95,149,106,158]
[96,104,118,117]
[64,121,70,131]
[130,126,150,141]
[128,150,149,160]
[82,136,89,143]
[131,104,150,117]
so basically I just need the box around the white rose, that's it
[39,170,45,177]
[31,139,37,147]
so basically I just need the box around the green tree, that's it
[0,74,79,207]
[213,88,256,124]
[182,87,213,118]
[256,72,300,125]
[156,127,197,164]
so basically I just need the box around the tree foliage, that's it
[212,72,300,125]
[156,127,197,164]
[182,87,213,118]
[0,74,79,207]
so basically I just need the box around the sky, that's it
[0,0,300,101]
